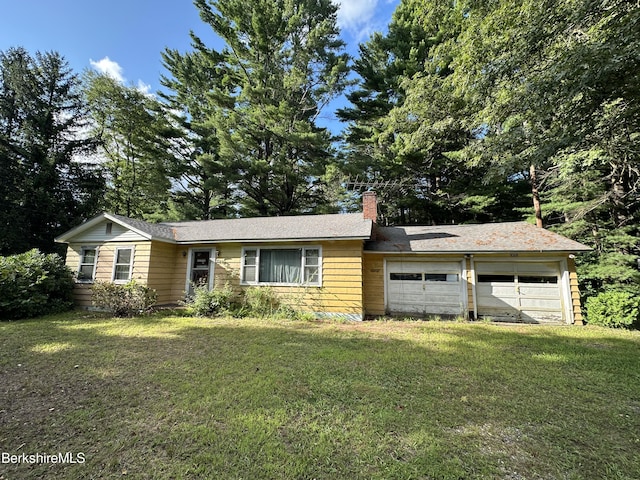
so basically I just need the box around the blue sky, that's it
[0,0,399,133]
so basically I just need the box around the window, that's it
[241,247,321,285]
[112,247,133,282]
[478,274,515,283]
[77,247,97,282]
[519,276,558,284]
[425,273,459,282]
[390,273,422,281]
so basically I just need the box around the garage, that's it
[386,260,465,316]
[475,261,564,323]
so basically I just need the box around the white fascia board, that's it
[173,236,370,245]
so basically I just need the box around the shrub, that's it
[185,283,236,317]
[241,286,314,320]
[243,286,281,317]
[0,249,74,320]
[585,290,640,329]
[91,281,157,317]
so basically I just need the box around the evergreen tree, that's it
[160,47,236,220]
[448,0,640,295]
[0,47,104,254]
[163,0,350,217]
[339,0,529,224]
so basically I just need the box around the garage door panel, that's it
[387,261,464,316]
[426,294,463,305]
[477,297,519,309]
[424,284,461,295]
[519,298,562,309]
[388,302,424,314]
[480,285,517,296]
[388,292,424,304]
[521,311,562,323]
[475,262,565,324]
[475,262,515,274]
[478,308,518,321]
[519,285,560,296]
[390,261,460,273]
[513,263,558,275]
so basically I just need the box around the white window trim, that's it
[112,245,135,283]
[240,246,322,287]
[77,246,99,283]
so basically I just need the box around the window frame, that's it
[240,246,322,286]
[112,246,135,283]
[77,246,99,283]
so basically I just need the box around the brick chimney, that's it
[362,191,377,224]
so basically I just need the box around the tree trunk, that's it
[530,164,543,228]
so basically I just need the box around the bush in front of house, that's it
[585,290,640,329]
[185,283,237,317]
[91,280,157,317]
[243,285,282,317]
[0,249,75,320]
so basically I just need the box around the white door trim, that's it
[185,247,216,294]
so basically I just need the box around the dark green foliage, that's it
[91,281,157,317]
[444,0,640,293]
[162,0,350,218]
[185,283,237,317]
[585,290,640,329]
[0,249,74,319]
[342,0,640,318]
[0,47,104,255]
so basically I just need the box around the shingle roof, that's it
[56,212,589,254]
[365,222,590,253]
[163,213,372,243]
[108,213,177,241]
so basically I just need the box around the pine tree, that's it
[163,0,350,217]
[0,47,104,254]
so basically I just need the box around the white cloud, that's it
[89,56,125,83]
[335,0,377,32]
[334,0,399,42]
[136,80,152,96]
[89,57,154,96]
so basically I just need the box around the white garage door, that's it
[387,261,464,316]
[475,262,564,323]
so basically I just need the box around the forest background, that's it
[1,0,638,307]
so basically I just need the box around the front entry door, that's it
[187,249,215,294]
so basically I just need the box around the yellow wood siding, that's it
[363,254,385,316]
[567,257,583,325]
[206,241,364,317]
[147,242,180,304]
[66,241,152,307]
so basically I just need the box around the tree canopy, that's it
[2,0,638,303]
[340,0,640,296]
[162,0,350,217]
[0,48,104,254]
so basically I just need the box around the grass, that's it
[1,312,639,479]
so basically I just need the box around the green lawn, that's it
[1,312,639,479]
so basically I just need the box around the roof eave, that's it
[364,248,591,254]
[174,235,371,244]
